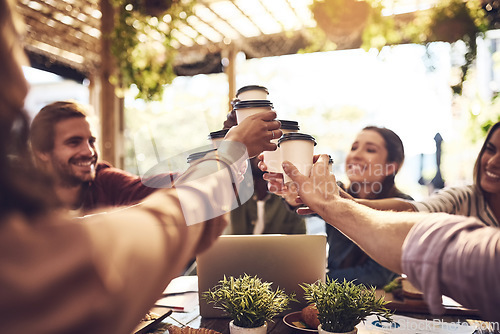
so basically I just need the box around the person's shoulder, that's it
[95,161,133,176]
[94,161,139,184]
[433,184,478,197]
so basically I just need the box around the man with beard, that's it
[229,156,306,234]
[30,101,175,213]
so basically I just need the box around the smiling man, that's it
[30,101,172,213]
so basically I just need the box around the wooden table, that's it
[145,276,498,334]
[151,303,498,334]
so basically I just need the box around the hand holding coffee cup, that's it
[225,110,281,158]
[262,120,300,174]
[233,99,274,124]
[278,133,316,185]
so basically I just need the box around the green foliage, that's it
[301,278,392,333]
[309,0,492,96]
[202,274,297,328]
[109,0,195,101]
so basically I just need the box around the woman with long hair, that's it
[354,121,500,228]
[326,126,412,287]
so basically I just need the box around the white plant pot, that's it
[229,320,267,334]
[318,324,358,334]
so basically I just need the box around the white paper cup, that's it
[208,129,229,149]
[236,85,269,101]
[262,138,281,173]
[235,105,273,124]
[263,120,300,173]
[278,133,316,184]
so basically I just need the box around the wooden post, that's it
[225,46,237,108]
[99,0,122,167]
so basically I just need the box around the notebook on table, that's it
[196,234,327,318]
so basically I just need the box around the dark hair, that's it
[473,121,500,191]
[361,126,405,199]
[0,108,59,218]
[30,101,88,153]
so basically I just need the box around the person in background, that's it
[348,121,500,228]
[30,101,176,214]
[0,1,282,333]
[277,155,499,321]
[222,108,306,235]
[229,156,306,234]
[325,126,412,287]
[260,126,412,287]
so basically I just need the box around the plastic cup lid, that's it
[278,133,317,146]
[187,148,217,163]
[208,129,229,140]
[236,85,269,96]
[279,120,300,131]
[233,100,273,110]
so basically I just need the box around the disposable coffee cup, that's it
[233,100,273,124]
[236,85,269,101]
[187,148,217,165]
[208,129,229,148]
[263,120,300,173]
[278,133,316,184]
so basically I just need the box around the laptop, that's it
[197,234,327,318]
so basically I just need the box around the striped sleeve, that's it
[411,185,498,227]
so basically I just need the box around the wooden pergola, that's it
[16,0,448,167]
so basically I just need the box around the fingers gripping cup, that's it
[233,99,273,124]
[263,120,300,173]
[236,85,269,101]
[278,133,317,184]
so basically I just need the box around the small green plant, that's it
[301,278,392,333]
[202,274,297,328]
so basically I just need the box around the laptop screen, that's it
[196,234,327,318]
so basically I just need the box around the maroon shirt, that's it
[81,162,178,213]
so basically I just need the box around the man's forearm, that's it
[355,198,416,212]
[320,199,425,273]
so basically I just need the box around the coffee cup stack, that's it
[278,133,317,184]
[233,85,273,124]
[263,120,300,174]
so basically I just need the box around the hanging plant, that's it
[310,0,374,49]
[367,0,489,95]
[310,0,492,95]
[109,0,195,101]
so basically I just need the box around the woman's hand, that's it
[224,111,281,158]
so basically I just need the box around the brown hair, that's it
[473,121,500,191]
[30,101,88,153]
[361,126,406,199]
[0,0,59,218]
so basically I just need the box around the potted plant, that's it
[202,274,297,334]
[300,278,392,334]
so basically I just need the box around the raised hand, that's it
[224,111,281,158]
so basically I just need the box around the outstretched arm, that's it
[281,155,427,273]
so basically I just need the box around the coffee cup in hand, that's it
[233,100,273,124]
[278,133,316,184]
[263,120,300,173]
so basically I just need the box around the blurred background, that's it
[20,0,500,202]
